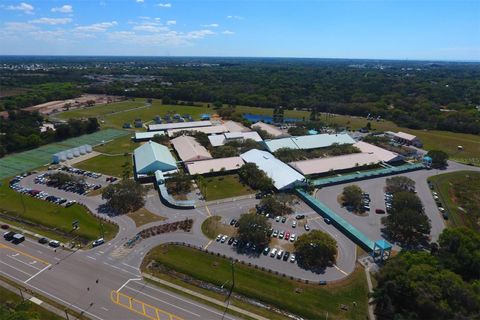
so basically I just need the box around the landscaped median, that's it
[0,178,118,244]
[141,243,369,320]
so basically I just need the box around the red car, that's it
[285,232,290,241]
[375,209,386,214]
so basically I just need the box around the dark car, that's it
[38,237,49,244]
[281,216,286,223]
[324,218,332,224]
[3,231,16,241]
[1,224,9,230]
[234,221,240,228]
[227,237,234,245]
[263,247,270,255]
[375,209,386,214]
[230,219,236,226]
[295,214,305,220]
[283,251,290,261]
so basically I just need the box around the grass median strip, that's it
[142,244,369,320]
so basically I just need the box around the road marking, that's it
[111,290,184,320]
[203,240,213,250]
[333,264,348,276]
[122,262,139,270]
[7,255,43,271]
[86,255,97,260]
[124,285,200,317]
[103,262,141,277]
[117,278,142,292]
[0,260,33,276]
[0,244,50,265]
[25,264,51,283]
[205,204,212,217]
[101,307,109,311]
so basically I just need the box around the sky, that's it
[0,0,479,60]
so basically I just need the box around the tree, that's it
[236,213,271,248]
[102,179,146,215]
[166,171,192,195]
[385,176,415,193]
[151,134,169,146]
[238,163,274,192]
[121,161,131,180]
[259,195,293,216]
[437,227,480,281]
[382,192,431,247]
[372,251,480,320]
[342,185,364,212]
[294,230,337,269]
[427,150,449,168]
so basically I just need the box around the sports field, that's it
[75,154,132,178]
[0,129,129,180]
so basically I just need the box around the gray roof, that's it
[264,133,355,152]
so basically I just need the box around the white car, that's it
[275,216,281,222]
[292,220,297,228]
[216,234,223,241]
[270,248,278,257]
[49,240,60,248]
[221,235,228,243]
[438,207,445,212]
[92,238,104,247]
[290,254,296,263]
[290,234,296,242]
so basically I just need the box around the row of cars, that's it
[9,179,77,208]
[60,166,102,179]
[428,182,449,219]
[271,229,296,242]
[215,233,296,263]
[35,172,101,195]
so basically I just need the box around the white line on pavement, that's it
[0,260,33,277]
[103,262,140,277]
[7,255,43,271]
[116,278,142,292]
[86,255,97,261]
[25,264,51,283]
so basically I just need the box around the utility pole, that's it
[64,309,70,320]
[18,287,25,301]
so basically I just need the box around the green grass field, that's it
[201,216,236,239]
[428,171,480,232]
[0,285,64,320]
[94,134,137,155]
[75,154,132,178]
[143,244,369,320]
[199,174,253,201]
[55,99,480,165]
[0,179,117,243]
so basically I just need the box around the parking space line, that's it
[333,264,348,276]
[25,264,51,283]
[203,240,213,250]
[0,243,50,265]
[110,290,184,320]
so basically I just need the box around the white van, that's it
[92,238,104,247]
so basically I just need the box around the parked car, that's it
[49,240,60,248]
[263,247,270,255]
[230,219,236,226]
[92,238,105,247]
[290,254,296,263]
[276,250,284,259]
[292,220,297,228]
[283,251,290,261]
[38,237,49,244]
[295,214,305,220]
[375,209,386,214]
[285,232,290,241]
[12,234,25,244]
[3,231,15,241]
[275,216,281,222]
[216,234,223,241]
[290,234,296,242]
[272,230,278,237]
[1,224,9,230]
[279,231,285,239]
[227,237,234,245]
[221,235,228,243]
[324,218,332,224]
[281,216,286,223]
[304,224,310,231]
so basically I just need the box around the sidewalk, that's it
[142,273,269,320]
[204,193,256,206]
[0,278,79,320]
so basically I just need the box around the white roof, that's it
[354,141,402,163]
[251,121,286,137]
[186,157,245,175]
[208,131,262,147]
[395,131,417,141]
[240,149,305,190]
[167,125,228,137]
[171,135,212,162]
[222,120,251,132]
[135,131,165,141]
[289,153,380,175]
[264,133,355,152]
[148,120,212,131]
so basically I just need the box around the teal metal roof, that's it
[296,189,376,251]
[312,162,425,187]
[374,239,392,250]
[264,133,355,152]
[134,141,177,174]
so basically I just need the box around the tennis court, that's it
[0,129,128,180]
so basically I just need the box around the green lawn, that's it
[94,134,138,155]
[201,216,236,239]
[428,171,480,232]
[0,285,64,320]
[0,179,117,243]
[143,244,368,320]
[75,154,132,178]
[54,98,147,120]
[199,174,253,201]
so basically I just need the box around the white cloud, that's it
[133,24,168,33]
[157,3,171,8]
[227,15,243,20]
[74,21,117,33]
[30,17,72,25]
[3,22,37,31]
[202,23,219,28]
[166,20,176,25]
[6,2,34,14]
[136,0,144,3]
[51,5,73,13]
[222,30,234,35]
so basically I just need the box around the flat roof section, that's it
[251,121,286,137]
[208,131,263,147]
[185,157,244,175]
[263,133,355,152]
[289,152,380,175]
[354,141,402,163]
[167,125,228,137]
[135,131,166,141]
[148,120,212,132]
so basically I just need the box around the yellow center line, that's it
[0,243,50,266]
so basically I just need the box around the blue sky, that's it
[0,0,478,60]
